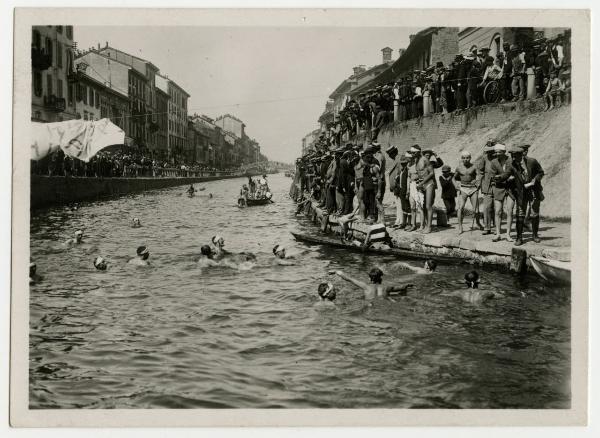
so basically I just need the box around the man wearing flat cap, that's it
[515,144,545,243]
[476,140,497,235]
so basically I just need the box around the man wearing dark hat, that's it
[476,140,497,235]
[510,44,526,101]
[338,148,356,215]
[439,164,457,219]
[519,144,545,243]
[388,146,408,228]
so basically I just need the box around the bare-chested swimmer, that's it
[329,268,413,300]
[65,230,84,246]
[272,244,295,266]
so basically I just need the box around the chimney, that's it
[398,48,406,58]
[105,41,108,48]
[97,43,100,50]
[381,46,393,63]
[352,65,366,76]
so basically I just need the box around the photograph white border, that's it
[9,6,590,428]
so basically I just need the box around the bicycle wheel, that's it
[484,80,500,104]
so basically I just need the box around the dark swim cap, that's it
[465,271,480,288]
[318,282,336,301]
[425,259,438,271]
[200,245,212,257]
[368,267,384,284]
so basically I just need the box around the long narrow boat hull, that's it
[291,232,464,264]
[529,256,571,285]
[238,197,274,207]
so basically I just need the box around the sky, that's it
[75,26,420,163]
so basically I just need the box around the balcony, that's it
[43,95,66,112]
[31,47,52,70]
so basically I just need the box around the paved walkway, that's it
[308,199,571,263]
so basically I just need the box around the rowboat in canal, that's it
[291,231,464,264]
[238,196,274,207]
[529,256,571,285]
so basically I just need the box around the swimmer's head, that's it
[74,230,83,242]
[209,193,213,198]
[200,245,213,259]
[132,217,141,227]
[424,259,437,272]
[464,271,480,288]
[212,235,225,247]
[136,245,150,260]
[272,244,286,259]
[368,267,384,284]
[29,262,36,277]
[318,282,336,301]
[93,256,107,271]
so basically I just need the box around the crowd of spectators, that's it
[31,149,244,178]
[321,33,570,147]
[293,138,545,246]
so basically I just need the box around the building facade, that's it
[214,114,245,139]
[31,25,78,122]
[97,45,161,156]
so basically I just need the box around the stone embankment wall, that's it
[373,99,571,219]
[31,174,246,209]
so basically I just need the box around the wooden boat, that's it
[529,256,571,284]
[291,232,465,264]
[238,197,274,207]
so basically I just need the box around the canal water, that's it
[29,174,570,409]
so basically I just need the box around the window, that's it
[57,42,62,68]
[82,85,87,104]
[66,26,73,39]
[56,26,63,34]
[46,73,53,96]
[57,79,63,98]
[83,111,88,121]
[32,30,41,49]
[45,37,53,65]
[33,71,42,97]
[96,90,100,109]
[88,87,93,106]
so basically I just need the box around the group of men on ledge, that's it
[295,139,544,246]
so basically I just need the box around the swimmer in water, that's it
[187,185,195,196]
[394,259,437,274]
[314,282,337,307]
[209,193,213,199]
[329,268,413,300]
[211,235,226,259]
[65,230,84,246]
[197,244,218,267]
[442,271,502,304]
[131,217,142,228]
[93,256,108,270]
[29,262,43,284]
[128,245,151,266]
[464,270,480,288]
[272,244,295,266]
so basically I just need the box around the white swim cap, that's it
[461,150,471,157]
[75,230,83,236]
[93,256,105,267]
[212,235,224,245]
[494,143,506,152]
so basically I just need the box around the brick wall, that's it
[376,98,551,150]
[430,27,459,68]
